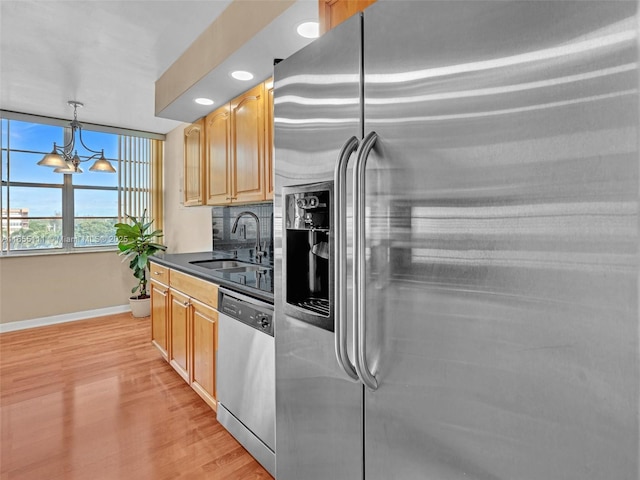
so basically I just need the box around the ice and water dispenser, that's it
[283,182,333,331]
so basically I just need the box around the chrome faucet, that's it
[231,211,265,261]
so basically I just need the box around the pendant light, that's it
[38,101,116,174]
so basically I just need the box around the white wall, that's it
[0,251,133,324]
[163,123,212,254]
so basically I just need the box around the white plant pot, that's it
[129,296,151,318]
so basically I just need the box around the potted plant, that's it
[115,210,167,318]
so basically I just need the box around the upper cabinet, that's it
[230,82,266,204]
[183,119,205,206]
[198,79,273,207]
[319,0,377,34]
[184,79,273,207]
[264,78,274,201]
[205,104,232,205]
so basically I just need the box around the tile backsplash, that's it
[212,202,274,254]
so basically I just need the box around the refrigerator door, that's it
[274,14,363,480]
[362,2,638,479]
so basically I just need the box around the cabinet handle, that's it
[183,301,190,306]
[153,271,162,275]
[163,290,168,295]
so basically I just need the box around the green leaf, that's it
[137,254,148,270]
[115,209,165,296]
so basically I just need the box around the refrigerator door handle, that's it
[334,135,360,381]
[353,131,379,391]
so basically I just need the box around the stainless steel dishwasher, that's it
[216,287,275,476]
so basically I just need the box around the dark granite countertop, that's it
[150,250,274,304]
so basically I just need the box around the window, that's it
[1,114,164,254]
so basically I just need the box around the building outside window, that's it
[1,208,30,233]
[0,115,163,254]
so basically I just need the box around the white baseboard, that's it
[0,305,132,333]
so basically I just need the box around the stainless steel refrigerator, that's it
[273,2,639,479]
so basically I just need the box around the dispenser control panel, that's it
[285,189,330,230]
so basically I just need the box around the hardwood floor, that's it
[0,313,273,480]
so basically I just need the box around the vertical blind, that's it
[118,136,164,232]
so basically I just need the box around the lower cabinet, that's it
[150,279,169,360]
[190,301,217,410]
[169,289,191,383]
[150,262,219,411]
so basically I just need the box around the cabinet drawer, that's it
[170,269,218,309]
[150,262,170,285]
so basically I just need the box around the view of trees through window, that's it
[1,117,154,253]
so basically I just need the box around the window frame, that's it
[1,111,164,256]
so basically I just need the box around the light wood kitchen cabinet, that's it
[152,267,219,410]
[205,81,272,206]
[170,269,218,309]
[169,288,191,383]
[191,300,218,410]
[150,262,170,360]
[230,82,266,204]
[319,0,376,34]
[150,279,169,360]
[205,104,232,205]
[264,78,274,200]
[150,262,170,285]
[183,119,205,206]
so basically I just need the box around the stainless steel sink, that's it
[217,265,267,274]
[189,259,250,269]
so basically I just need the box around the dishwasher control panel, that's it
[219,290,274,336]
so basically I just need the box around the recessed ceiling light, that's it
[297,21,319,39]
[231,70,254,81]
[194,98,214,106]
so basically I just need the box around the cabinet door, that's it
[150,280,169,360]
[205,105,232,205]
[191,300,218,411]
[264,78,274,200]
[169,289,190,383]
[231,82,265,204]
[183,119,204,206]
[319,0,376,34]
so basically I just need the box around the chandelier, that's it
[37,101,116,174]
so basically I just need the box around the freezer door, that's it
[362,1,638,479]
[274,13,363,480]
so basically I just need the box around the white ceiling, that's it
[0,0,317,135]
